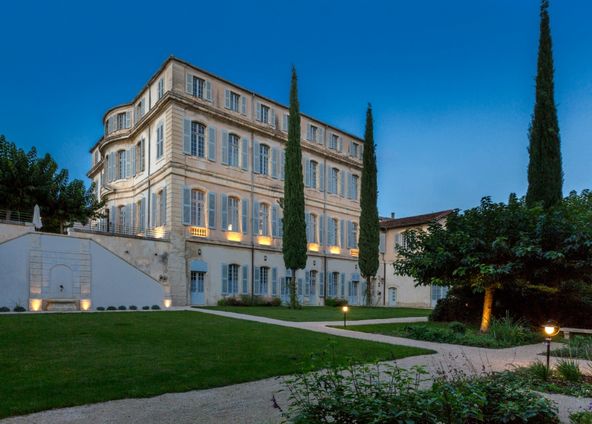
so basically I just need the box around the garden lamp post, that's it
[342,306,349,328]
[542,320,560,373]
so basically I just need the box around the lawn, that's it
[0,311,432,419]
[196,306,431,322]
[334,321,543,348]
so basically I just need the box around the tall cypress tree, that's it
[526,0,563,208]
[282,66,307,309]
[358,104,379,305]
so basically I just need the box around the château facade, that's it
[87,56,365,306]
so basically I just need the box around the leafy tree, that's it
[526,0,563,209]
[358,105,379,305]
[282,67,307,309]
[0,134,102,232]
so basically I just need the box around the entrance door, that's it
[388,287,397,306]
[190,271,205,305]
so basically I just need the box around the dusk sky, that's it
[0,0,590,218]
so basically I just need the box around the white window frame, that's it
[228,196,240,232]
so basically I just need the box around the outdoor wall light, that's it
[542,320,560,373]
[342,305,349,327]
[264,255,267,262]
[198,248,202,256]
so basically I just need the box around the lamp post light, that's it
[342,305,349,328]
[542,320,560,374]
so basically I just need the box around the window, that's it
[309,160,318,189]
[351,142,359,158]
[349,222,358,248]
[307,213,318,243]
[136,139,145,173]
[135,199,143,231]
[156,122,164,159]
[351,175,359,200]
[259,203,270,236]
[310,270,317,296]
[330,168,339,194]
[228,134,239,167]
[329,272,339,297]
[117,205,125,231]
[192,76,205,98]
[116,112,128,130]
[228,197,239,232]
[94,151,99,165]
[307,124,318,142]
[259,144,269,175]
[329,134,339,150]
[328,217,339,246]
[395,232,408,250]
[191,122,206,157]
[256,267,269,295]
[191,190,205,227]
[157,78,164,99]
[106,111,130,134]
[282,113,289,132]
[225,264,239,295]
[117,150,126,180]
[258,104,269,123]
[228,91,240,112]
[135,99,145,123]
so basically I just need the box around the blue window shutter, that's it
[319,163,325,192]
[319,272,325,296]
[241,137,249,171]
[319,214,324,246]
[208,192,216,229]
[254,267,261,295]
[341,273,345,297]
[304,158,310,187]
[125,150,131,178]
[272,268,278,295]
[340,220,345,248]
[305,271,311,294]
[130,202,136,230]
[252,200,259,235]
[256,101,262,121]
[280,150,285,180]
[242,265,248,294]
[183,119,191,154]
[125,111,131,128]
[222,264,228,294]
[183,186,191,225]
[305,213,310,242]
[253,141,260,174]
[272,205,278,237]
[139,197,146,231]
[131,146,136,176]
[241,96,247,115]
[221,194,228,231]
[270,109,276,128]
[224,89,230,109]
[282,114,288,131]
[221,130,229,165]
[340,171,345,197]
[242,198,249,235]
[347,221,352,248]
[151,193,157,227]
[271,148,278,178]
[205,80,212,101]
[186,73,192,93]
[208,127,216,161]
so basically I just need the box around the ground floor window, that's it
[431,285,448,306]
[328,272,339,297]
[222,264,240,295]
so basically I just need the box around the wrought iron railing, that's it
[0,209,33,225]
[71,221,169,240]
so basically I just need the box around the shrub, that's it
[0,306,10,312]
[106,306,116,311]
[324,297,348,307]
[117,305,127,311]
[489,312,537,345]
[13,305,26,312]
[283,357,559,423]
[129,305,137,310]
[525,360,552,381]
[142,306,150,310]
[552,336,592,360]
[571,411,592,424]
[96,307,105,311]
[151,305,160,310]
[556,358,583,383]
[448,321,467,334]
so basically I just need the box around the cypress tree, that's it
[358,104,379,305]
[526,0,563,209]
[282,66,307,309]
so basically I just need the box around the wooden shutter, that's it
[253,140,260,174]
[221,194,228,231]
[256,101,262,121]
[186,73,193,93]
[222,264,228,294]
[252,200,259,235]
[241,137,249,170]
[304,158,311,187]
[242,265,248,294]
[272,268,278,295]
[272,205,279,237]
[241,96,247,115]
[183,187,191,225]
[221,130,229,165]
[208,192,216,229]
[242,198,249,235]
[205,80,212,101]
[183,119,191,154]
[271,148,278,178]
[224,89,230,109]
[208,127,216,161]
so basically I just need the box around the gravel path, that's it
[2,308,588,424]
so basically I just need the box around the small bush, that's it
[570,411,592,424]
[489,312,535,345]
[106,306,116,311]
[129,305,138,310]
[13,305,26,312]
[142,306,150,310]
[448,321,467,334]
[0,306,10,312]
[324,297,348,307]
[117,305,127,311]
[525,360,552,381]
[556,358,583,383]
[96,306,105,311]
[151,305,160,310]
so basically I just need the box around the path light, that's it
[342,305,349,328]
[542,320,560,374]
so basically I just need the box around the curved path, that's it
[2,307,589,424]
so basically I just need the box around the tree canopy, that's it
[0,134,102,233]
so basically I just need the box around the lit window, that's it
[228,197,239,232]
[259,203,269,236]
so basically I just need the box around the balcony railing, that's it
[0,209,33,225]
[71,221,169,240]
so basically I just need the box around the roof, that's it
[380,210,455,230]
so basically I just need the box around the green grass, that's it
[0,311,433,419]
[196,306,431,322]
[334,321,542,348]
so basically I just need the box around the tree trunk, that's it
[364,276,372,306]
[289,270,299,309]
[480,287,495,333]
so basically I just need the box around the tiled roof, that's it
[380,210,454,230]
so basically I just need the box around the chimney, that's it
[390,212,395,219]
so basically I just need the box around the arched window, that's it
[191,122,206,158]
[191,190,205,227]
[228,133,240,167]
[259,144,270,175]
[259,203,270,236]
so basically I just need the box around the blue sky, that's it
[0,0,590,217]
